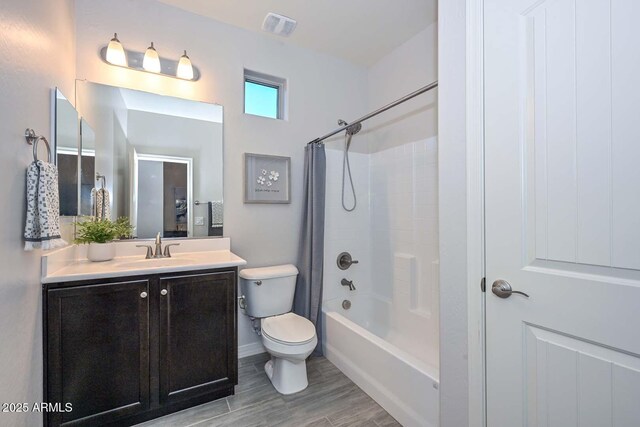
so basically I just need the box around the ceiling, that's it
[119,87,223,123]
[156,0,437,66]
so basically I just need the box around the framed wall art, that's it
[244,153,291,204]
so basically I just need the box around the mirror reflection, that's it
[54,89,80,216]
[72,81,224,239]
[79,119,96,216]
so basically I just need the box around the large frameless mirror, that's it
[72,81,224,239]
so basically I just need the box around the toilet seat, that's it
[261,312,316,346]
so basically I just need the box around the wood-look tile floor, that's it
[136,353,401,427]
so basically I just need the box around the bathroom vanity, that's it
[41,238,246,426]
[45,78,235,426]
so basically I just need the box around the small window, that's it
[244,69,286,120]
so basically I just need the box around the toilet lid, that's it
[262,313,316,345]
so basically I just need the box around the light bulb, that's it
[106,33,127,66]
[176,50,194,80]
[143,42,161,73]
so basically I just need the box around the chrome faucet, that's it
[341,278,356,291]
[136,233,180,259]
[154,232,163,258]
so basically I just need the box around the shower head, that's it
[338,119,362,136]
[347,122,362,136]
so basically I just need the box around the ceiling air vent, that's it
[262,12,297,37]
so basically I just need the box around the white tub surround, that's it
[322,295,439,427]
[41,237,246,283]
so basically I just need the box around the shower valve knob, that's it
[337,252,358,270]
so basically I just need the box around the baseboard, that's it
[238,341,266,359]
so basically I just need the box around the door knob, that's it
[491,280,529,298]
[140,291,148,299]
[161,289,168,296]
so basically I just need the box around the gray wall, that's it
[366,23,438,154]
[0,0,76,425]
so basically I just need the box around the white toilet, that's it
[239,264,317,395]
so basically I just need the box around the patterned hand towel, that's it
[91,188,111,220]
[210,200,224,227]
[24,161,67,251]
[207,201,224,236]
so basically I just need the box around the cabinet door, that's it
[159,271,236,404]
[45,280,150,426]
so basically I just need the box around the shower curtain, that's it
[294,142,326,355]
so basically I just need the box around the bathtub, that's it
[322,294,439,427]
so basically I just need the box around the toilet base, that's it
[264,357,309,395]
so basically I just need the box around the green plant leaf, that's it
[73,216,135,244]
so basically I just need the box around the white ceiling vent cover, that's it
[262,12,297,37]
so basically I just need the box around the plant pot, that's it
[87,242,116,262]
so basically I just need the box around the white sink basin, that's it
[115,257,194,269]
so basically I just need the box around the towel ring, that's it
[96,173,106,190]
[25,128,52,163]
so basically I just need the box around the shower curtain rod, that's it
[307,80,438,145]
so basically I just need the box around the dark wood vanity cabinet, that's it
[43,268,237,427]
[159,272,237,405]
[45,279,151,426]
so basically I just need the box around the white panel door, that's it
[485,0,640,425]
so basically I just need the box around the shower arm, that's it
[306,80,438,145]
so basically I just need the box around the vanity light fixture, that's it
[100,34,200,81]
[100,34,201,81]
[143,42,161,73]
[105,33,127,66]
[176,50,194,80]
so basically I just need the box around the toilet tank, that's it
[239,264,299,318]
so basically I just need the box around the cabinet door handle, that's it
[161,289,168,296]
[140,291,148,299]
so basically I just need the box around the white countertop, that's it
[41,238,247,283]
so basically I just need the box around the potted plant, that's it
[114,216,135,240]
[74,217,134,262]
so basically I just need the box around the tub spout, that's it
[341,278,356,291]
